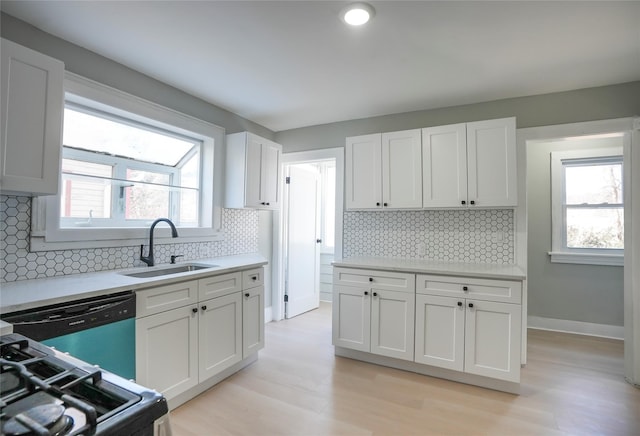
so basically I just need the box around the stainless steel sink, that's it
[120,263,219,278]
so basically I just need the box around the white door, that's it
[285,164,321,318]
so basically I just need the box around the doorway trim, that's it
[272,147,344,322]
[516,117,640,385]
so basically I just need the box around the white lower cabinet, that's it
[199,292,242,380]
[333,267,523,388]
[136,305,199,399]
[415,274,522,383]
[136,267,265,402]
[242,286,265,357]
[333,268,415,361]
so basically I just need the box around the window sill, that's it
[548,251,623,266]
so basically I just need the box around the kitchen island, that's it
[332,257,526,394]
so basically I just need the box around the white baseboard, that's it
[528,316,623,340]
[265,306,273,323]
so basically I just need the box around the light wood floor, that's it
[170,302,640,435]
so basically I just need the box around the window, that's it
[550,136,624,265]
[31,73,224,250]
[60,106,200,228]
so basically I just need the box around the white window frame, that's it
[30,72,225,251]
[550,146,624,266]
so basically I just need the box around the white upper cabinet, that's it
[0,38,64,196]
[225,132,282,210]
[345,129,422,210]
[422,117,517,208]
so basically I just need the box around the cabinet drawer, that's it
[136,280,198,317]
[416,274,521,304]
[242,268,264,289]
[198,272,242,300]
[334,268,415,293]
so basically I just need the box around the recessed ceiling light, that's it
[341,2,376,26]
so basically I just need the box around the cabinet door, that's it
[421,123,467,208]
[242,285,265,358]
[345,134,382,209]
[136,305,199,400]
[370,289,415,361]
[244,135,263,208]
[260,141,281,209]
[1,39,64,196]
[381,129,422,208]
[332,285,371,352]
[464,299,521,382]
[199,292,242,381]
[466,117,517,207]
[415,294,464,371]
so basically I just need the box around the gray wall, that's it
[0,13,275,140]
[274,82,640,152]
[527,138,624,327]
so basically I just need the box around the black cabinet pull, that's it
[468,303,474,308]
[383,202,388,207]
[245,293,250,297]
[192,307,198,314]
[316,239,322,243]
[201,305,207,311]
[457,301,463,307]
[266,202,270,206]
[461,200,466,205]
[369,277,373,282]
[463,286,468,291]
[373,292,378,297]
[470,200,475,205]
[376,202,381,206]
[364,291,369,296]
[252,276,257,281]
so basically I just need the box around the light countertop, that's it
[332,257,526,280]
[0,253,267,314]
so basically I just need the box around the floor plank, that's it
[170,303,640,435]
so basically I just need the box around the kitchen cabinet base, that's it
[166,352,258,410]
[334,346,520,395]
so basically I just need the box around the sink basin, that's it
[121,263,219,278]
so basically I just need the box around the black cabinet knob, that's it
[364,291,369,295]
[201,305,207,311]
[376,202,381,206]
[252,276,257,281]
[369,277,373,282]
[383,202,388,207]
[373,292,378,297]
[245,293,250,297]
[461,200,466,205]
[316,239,322,243]
[468,303,474,308]
[192,307,198,314]
[457,301,463,307]
[470,200,475,205]
[463,286,468,291]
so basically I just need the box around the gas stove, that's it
[0,333,170,436]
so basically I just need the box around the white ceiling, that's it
[2,1,639,132]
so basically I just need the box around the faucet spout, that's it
[140,218,179,267]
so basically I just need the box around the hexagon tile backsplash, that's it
[0,195,259,283]
[343,209,515,264]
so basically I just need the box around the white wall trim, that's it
[264,306,273,324]
[272,147,344,321]
[528,316,624,340]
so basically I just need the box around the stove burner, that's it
[2,403,73,436]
